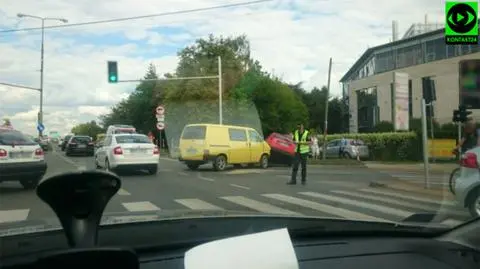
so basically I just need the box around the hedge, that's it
[319,132,422,161]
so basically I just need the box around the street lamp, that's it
[17,13,68,136]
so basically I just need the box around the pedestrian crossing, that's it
[0,187,469,227]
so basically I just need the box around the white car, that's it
[454,149,480,218]
[94,133,159,175]
[0,127,47,189]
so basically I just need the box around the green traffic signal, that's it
[107,61,118,83]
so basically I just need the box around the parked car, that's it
[65,135,95,156]
[94,133,159,174]
[454,150,480,218]
[319,139,369,160]
[0,127,47,189]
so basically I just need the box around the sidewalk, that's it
[364,162,457,173]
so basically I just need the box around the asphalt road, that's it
[0,146,472,229]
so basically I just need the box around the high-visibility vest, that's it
[293,130,310,153]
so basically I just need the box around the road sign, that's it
[156,122,165,130]
[156,106,165,115]
[37,123,45,132]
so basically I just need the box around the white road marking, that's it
[221,196,301,215]
[299,191,412,217]
[178,172,189,176]
[263,193,387,222]
[331,190,440,212]
[122,201,160,212]
[360,188,456,206]
[198,173,215,182]
[175,199,223,210]
[230,184,250,190]
[77,166,86,171]
[0,209,30,223]
[116,188,131,196]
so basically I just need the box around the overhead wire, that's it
[0,0,274,34]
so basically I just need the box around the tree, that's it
[71,121,105,140]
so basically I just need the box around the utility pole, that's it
[322,58,333,160]
[218,56,223,125]
[17,13,68,137]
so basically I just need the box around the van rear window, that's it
[182,126,206,140]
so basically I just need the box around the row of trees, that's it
[98,34,348,147]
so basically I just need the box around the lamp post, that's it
[17,13,68,136]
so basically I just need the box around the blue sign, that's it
[37,123,45,132]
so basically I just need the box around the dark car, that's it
[65,136,94,156]
[61,135,73,151]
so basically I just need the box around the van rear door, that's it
[180,125,207,160]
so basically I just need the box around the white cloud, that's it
[0,0,444,135]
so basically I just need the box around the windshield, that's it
[0,130,37,146]
[115,135,151,144]
[1,1,479,243]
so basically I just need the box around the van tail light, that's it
[153,146,159,155]
[35,148,44,156]
[113,146,123,155]
[0,149,7,157]
[460,152,478,168]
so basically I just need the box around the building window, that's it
[396,44,423,69]
[375,51,395,73]
[425,38,446,62]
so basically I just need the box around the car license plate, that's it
[78,144,86,148]
[10,152,32,158]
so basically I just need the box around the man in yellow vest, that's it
[287,123,311,185]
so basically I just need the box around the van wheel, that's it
[213,155,227,171]
[259,154,269,169]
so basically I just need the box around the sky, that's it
[0,0,445,136]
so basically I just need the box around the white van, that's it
[106,125,136,136]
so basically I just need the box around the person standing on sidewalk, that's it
[287,123,311,185]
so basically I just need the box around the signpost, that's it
[156,105,165,149]
[37,123,45,134]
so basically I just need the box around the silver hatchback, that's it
[320,139,369,159]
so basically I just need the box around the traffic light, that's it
[107,61,118,83]
[453,105,472,123]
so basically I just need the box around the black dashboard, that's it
[138,237,479,269]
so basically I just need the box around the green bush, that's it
[320,132,421,161]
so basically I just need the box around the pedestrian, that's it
[287,123,311,185]
[339,136,347,158]
[311,134,319,159]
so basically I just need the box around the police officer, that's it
[287,123,310,185]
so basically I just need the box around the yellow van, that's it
[179,124,271,171]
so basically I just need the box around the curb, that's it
[369,179,454,200]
